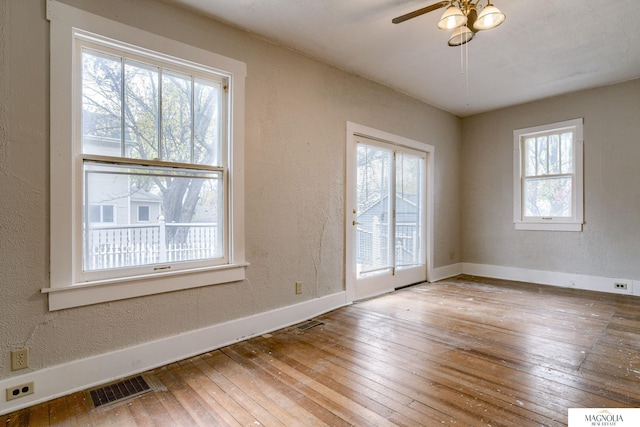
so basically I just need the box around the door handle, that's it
[353,221,361,226]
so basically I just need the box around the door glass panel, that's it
[356,144,393,275]
[396,151,423,269]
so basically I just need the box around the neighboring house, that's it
[86,179,163,226]
[129,189,163,225]
[356,194,421,271]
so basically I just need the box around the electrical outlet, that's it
[6,381,34,401]
[11,348,29,371]
[450,251,456,260]
[614,282,628,290]
[295,282,302,294]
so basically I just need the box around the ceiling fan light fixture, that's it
[437,6,467,30]
[448,25,474,46]
[473,4,505,30]
[392,0,506,47]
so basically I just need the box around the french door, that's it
[347,131,429,301]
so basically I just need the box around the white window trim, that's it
[45,1,247,310]
[513,118,584,232]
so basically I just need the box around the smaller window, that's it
[138,206,150,222]
[89,204,116,224]
[513,118,584,231]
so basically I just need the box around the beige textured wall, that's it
[0,0,461,381]
[462,79,640,279]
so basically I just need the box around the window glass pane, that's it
[524,138,536,176]
[548,134,560,174]
[162,71,192,163]
[524,176,572,217]
[82,49,122,156]
[194,79,222,166]
[138,206,150,222]
[561,132,573,173]
[536,136,548,175]
[395,152,423,269]
[125,60,159,160]
[102,205,115,223]
[84,162,223,271]
[89,205,101,223]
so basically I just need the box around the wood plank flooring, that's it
[4,275,640,426]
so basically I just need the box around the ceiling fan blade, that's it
[392,1,450,24]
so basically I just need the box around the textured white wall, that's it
[462,79,640,279]
[0,0,461,382]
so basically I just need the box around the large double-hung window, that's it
[81,43,227,274]
[46,2,247,310]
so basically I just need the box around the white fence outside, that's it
[356,223,418,272]
[85,218,219,270]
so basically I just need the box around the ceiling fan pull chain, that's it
[460,39,464,74]
[465,40,470,108]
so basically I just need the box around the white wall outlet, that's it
[11,348,29,371]
[614,282,628,290]
[295,282,302,294]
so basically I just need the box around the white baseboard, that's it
[0,291,348,416]
[431,263,463,282]
[462,263,638,296]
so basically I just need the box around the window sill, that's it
[42,263,249,311]
[514,222,583,232]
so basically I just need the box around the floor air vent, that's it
[86,374,160,409]
[296,320,324,331]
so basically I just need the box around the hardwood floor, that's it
[4,275,640,426]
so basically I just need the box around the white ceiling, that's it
[166,0,640,117]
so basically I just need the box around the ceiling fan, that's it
[392,0,506,46]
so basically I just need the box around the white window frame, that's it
[45,1,247,310]
[513,118,584,231]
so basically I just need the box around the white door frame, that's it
[345,122,435,303]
